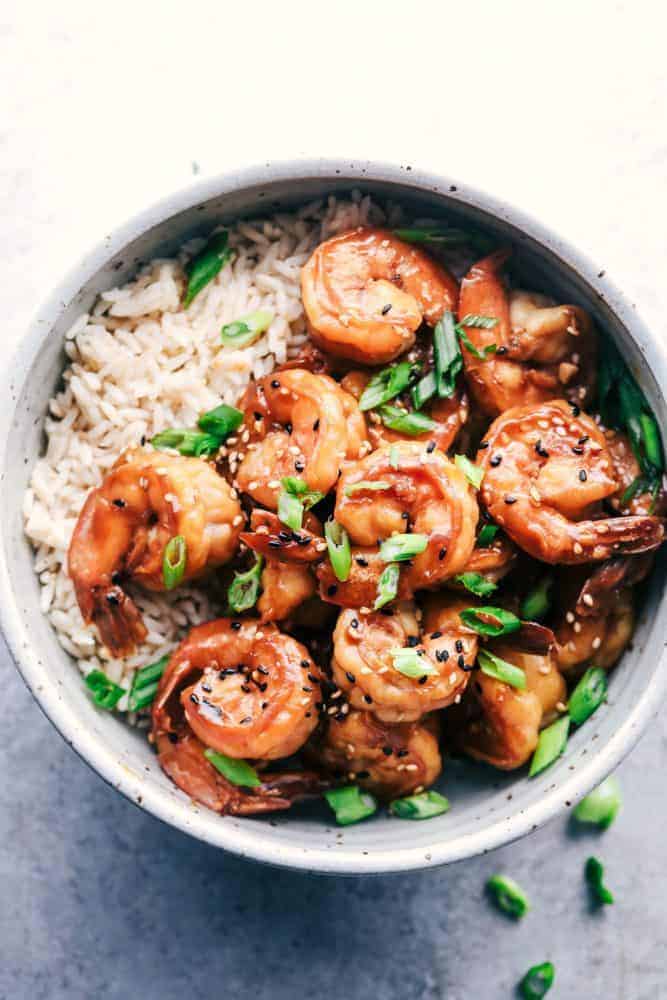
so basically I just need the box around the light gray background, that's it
[2,2,666,997]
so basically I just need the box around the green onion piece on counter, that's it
[390,790,450,820]
[518,961,555,999]
[477,649,526,690]
[379,533,428,563]
[227,555,264,614]
[325,520,352,582]
[344,480,392,496]
[486,874,530,919]
[128,654,170,712]
[457,325,497,360]
[454,572,497,597]
[460,606,521,637]
[150,429,222,457]
[476,523,499,547]
[162,535,187,590]
[184,232,233,307]
[358,361,416,411]
[573,775,621,830]
[454,454,485,489]
[568,667,608,725]
[278,490,304,531]
[520,575,554,621]
[411,370,437,410]
[389,445,401,469]
[324,786,378,826]
[197,402,243,439]
[84,670,124,711]
[390,647,437,679]
[585,856,614,905]
[378,404,438,436]
[434,312,463,398]
[529,716,570,776]
[374,563,400,610]
[458,313,499,330]
[204,749,262,788]
[220,309,274,348]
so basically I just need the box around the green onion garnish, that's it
[150,429,223,457]
[486,874,530,919]
[620,474,649,506]
[476,523,499,547]
[281,477,324,509]
[324,520,352,582]
[585,856,614,905]
[197,402,244,439]
[390,790,450,819]
[324,786,378,825]
[529,716,570,776]
[459,313,499,330]
[204,749,262,787]
[573,775,621,829]
[227,554,264,613]
[599,339,664,478]
[411,370,437,410]
[220,309,273,348]
[454,572,497,597]
[344,480,392,496]
[278,490,304,531]
[358,361,416,411]
[184,232,233,307]
[457,325,497,360]
[162,535,187,590]
[640,412,663,468]
[379,533,428,563]
[519,962,555,999]
[393,226,473,245]
[568,667,608,725]
[128,654,169,712]
[478,649,526,689]
[434,312,463,399]
[460,606,521,637]
[454,454,485,489]
[374,563,400,610]
[84,670,124,710]
[520,575,553,621]
[390,647,437,678]
[389,444,401,469]
[378,405,438,436]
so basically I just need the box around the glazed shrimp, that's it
[312,709,442,799]
[257,560,317,622]
[235,369,367,508]
[452,530,518,588]
[458,251,597,416]
[478,400,665,564]
[152,618,322,761]
[68,449,243,657]
[331,597,478,723]
[301,228,459,364]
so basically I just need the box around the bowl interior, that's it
[3,164,667,873]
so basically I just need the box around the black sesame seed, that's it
[345,672,356,683]
[355,556,369,567]
[300,660,310,669]
[504,495,517,505]
[570,403,581,416]
[572,445,584,455]
[455,639,463,653]
[240,716,252,725]
[478,441,490,450]
[382,746,393,756]
[397,749,409,758]
[313,418,320,431]
[496,345,508,355]
[268,539,282,548]
[258,666,269,675]
[418,675,428,685]
[111,571,122,585]
[430,631,442,639]
[357,770,370,779]
[258,682,268,692]
[285,422,293,434]
[294,460,305,472]
[253,411,263,421]
[381,303,392,315]
[190,693,199,705]
[302,685,312,693]
[436,649,449,663]
[230,621,242,630]
[106,593,120,606]
[351,618,359,629]
[490,455,502,467]
[438,547,448,560]
[363,694,373,704]
[327,584,338,596]
[426,440,436,453]
[578,435,589,444]
[278,530,291,541]
[271,379,280,389]
[201,682,212,694]
[167,732,178,744]
[579,469,588,482]
[457,654,465,668]
[241,683,251,693]
[407,635,419,647]
[401,511,409,520]
[112,497,126,508]
[535,440,549,458]
[307,672,318,683]
[140,435,147,446]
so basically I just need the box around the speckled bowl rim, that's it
[2,159,666,874]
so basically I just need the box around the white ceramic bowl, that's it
[2,160,666,874]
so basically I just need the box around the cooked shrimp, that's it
[606,428,667,516]
[241,509,326,563]
[478,399,665,564]
[68,449,243,657]
[452,530,518,588]
[257,560,316,622]
[152,618,322,760]
[312,709,442,799]
[301,228,459,364]
[332,597,478,723]
[458,251,597,416]
[235,369,367,508]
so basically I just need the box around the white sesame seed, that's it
[573,622,582,633]
[583,594,594,607]
[573,542,583,555]
[592,636,602,650]
[566,611,575,624]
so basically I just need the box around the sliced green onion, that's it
[84,670,124,710]
[456,325,497,360]
[640,412,663,468]
[204,749,261,787]
[379,533,428,563]
[151,429,222,457]
[411,370,437,410]
[434,311,463,398]
[389,444,401,469]
[568,667,608,725]
[486,874,530,919]
[458,313,499,330]
[324,786,377,825]
[476,523,499,547]
[454,454,484,489]
[573,775,621,829]
[163,535,187,590]
[620,474,648,506]
[454,572,498,597]
[325,520,351,582]
[460,606,521,637]
[390,790,450,819]
[520,575,553,621]
[374,563,400,609]
[378,405,438,436]
[585,855,614,905]
[184,232,233,307]
[519,962,555,999]
[599,340,664,476]
[344,480,391,497]
[128,654,169,712]
[393,226,472,245]
[281,476,324,510]
[529,716,570,776]
[278,490,304,531]
[358,361,416,411]
[220,309,273,348]
[478,649,526,689]
[197,402,243,439]
[227,555,264,614]
[390,647,437,678]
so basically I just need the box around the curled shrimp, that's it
[458,251,597,416]
[331,597,478,723]
[235,369,367,508]
[68,449,243,657]
[312,709,442,799]
[301,228,459,364]
[477,400,665,564]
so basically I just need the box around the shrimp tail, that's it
[77,582,148,657]
[575,553,654,617]
[570,516,665,564]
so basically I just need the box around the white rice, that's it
[23,192,399,712]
